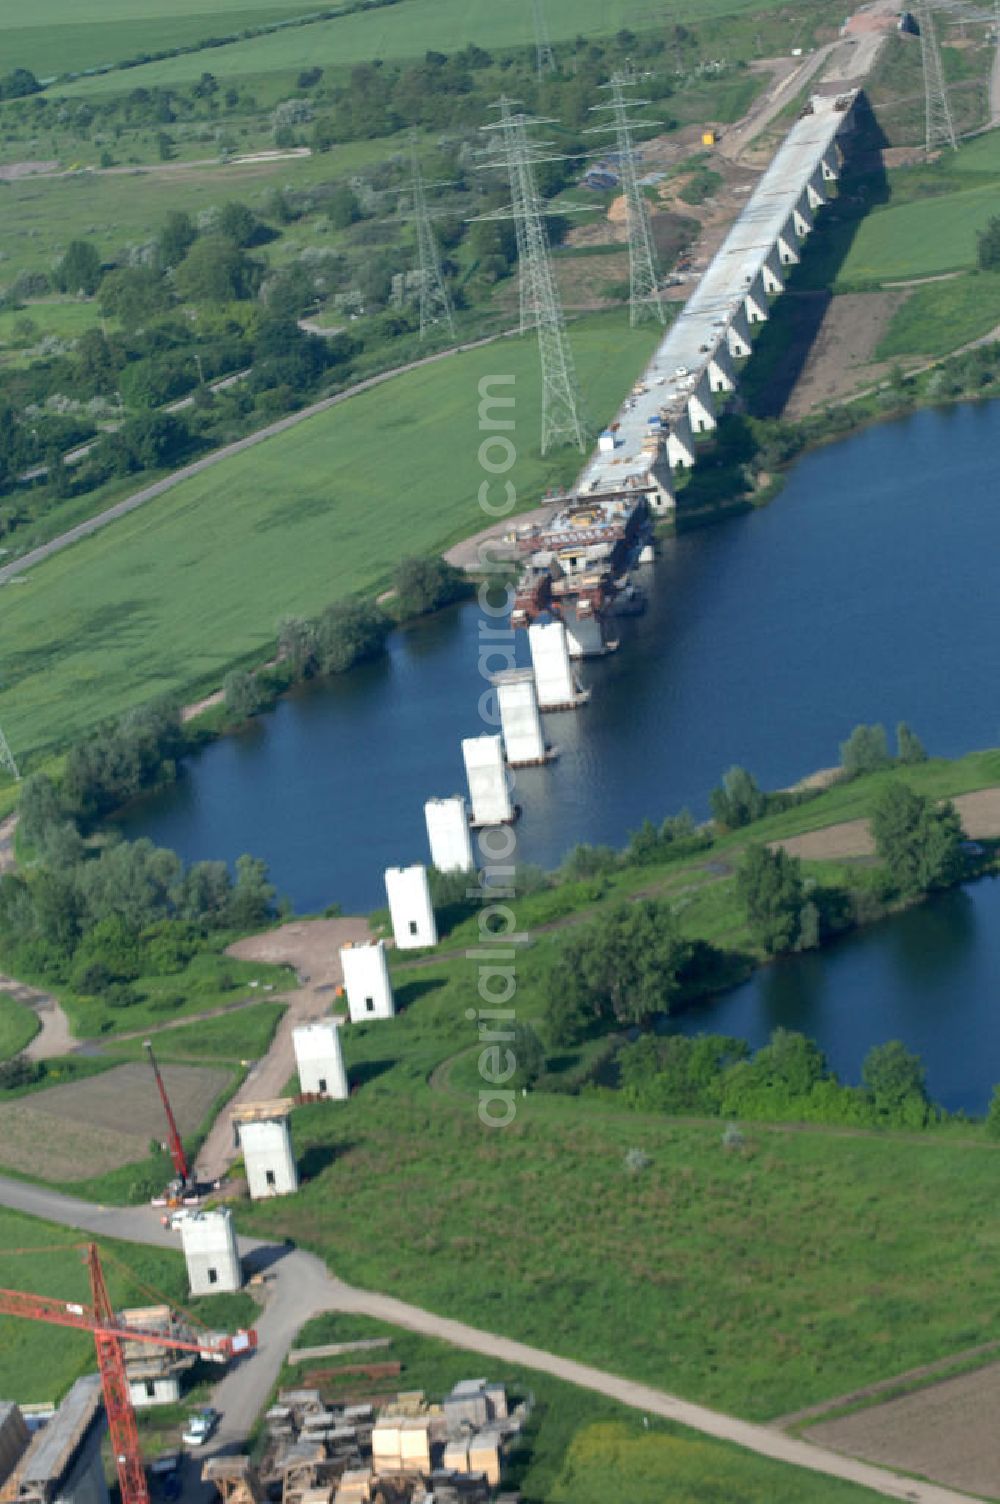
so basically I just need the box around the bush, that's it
[0,1055,43,1091]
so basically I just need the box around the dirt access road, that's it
[0,1171,986,1504]
[194,918,371,1183]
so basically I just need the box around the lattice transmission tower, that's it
[0,724,19,782]
[531,0,556,79]
[408,137,455,340]
[916,0,958,153]
[479,99,585,455]
[588,72,664,327]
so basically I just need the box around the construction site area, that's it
[204,1375,523,1504]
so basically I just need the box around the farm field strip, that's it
[52,0,825,95]
[0,313,660,764]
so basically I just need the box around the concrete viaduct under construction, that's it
[576,89,858,512]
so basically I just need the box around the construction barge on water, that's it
[509,487,655,658]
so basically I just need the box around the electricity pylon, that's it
[588,72,664,326]
[530,0,556,79]
[409,137,455,340]
[479,99,586,455]
[916,0,958,153]
[0,725,19,782]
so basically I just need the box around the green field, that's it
[877,271,1000,358]
[0,1205,254,1402]
[0,995,39,1061]
[0,312,660,766]
[2,2,335,78]
[0,301,107,360]
[49,0,823,95]
[837,169,1000,287]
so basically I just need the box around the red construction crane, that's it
[0,1242,256,1504]
[144,1038,191,1192]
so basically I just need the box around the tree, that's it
[18,774,63,849]
[710,766,766,830]
[54,240,103,296]
[98,267,171,325]
[156,131,174,161]
[218,200,258,248]
[548,900,692,1039]
[839,723,890,778]
[870,780,964,896]
[277,615,318,678]
[227,854,275,929]
[175,236,258,303]
[978,216,1000,271]
[327,185,362,230]
[896,721,927,765]
[158,210,197,269]
[736,843,804,954]
[0,68,41,100]
[509,1021,546,1090]
[192,71,219,99]
[862,1040,929,1125]
[986,1084,1000,1140]
[75,328,122,394]
[313,601,389,675]
[223,669,264,722]
[391,556,466,618]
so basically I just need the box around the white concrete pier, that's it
[493,669,547,766]
[340,939,396,1021]
[462,734,514,825]
[293,1017,350,1094]
[384,863,438,949]
[425,794,475,873]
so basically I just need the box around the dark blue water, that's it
[672,881,1000,1113]
[122,400,1000,912]
[120,400,1000,1108]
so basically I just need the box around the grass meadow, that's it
[276,1312,890,1504]
[0,994,39,1061]
[877,272,1000,358]
[0,312,660,765]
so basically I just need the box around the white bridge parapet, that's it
[575,92,855,506]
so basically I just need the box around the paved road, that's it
[0,331,515,588]
[0,1173,985,1504]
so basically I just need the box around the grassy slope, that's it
[50,0,815,95]
[0,312,661,764]
[0,1204,254,1402]
[876,272,1000,358]
[277,1313,889,1504]
[47,952,292,1040]
[0,994,39,1060]
[240,965,1000,1422]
